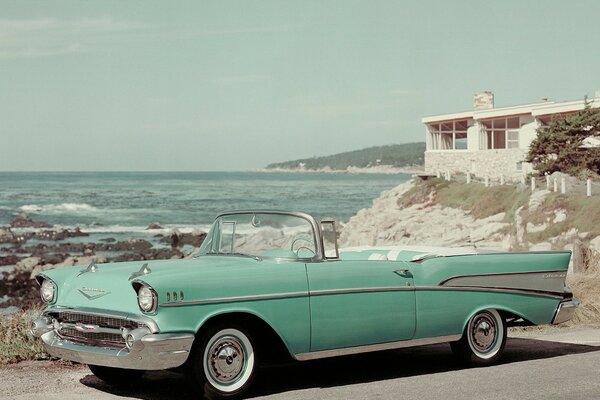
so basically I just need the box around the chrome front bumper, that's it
[552,299,579,325]
[32,316,195,370]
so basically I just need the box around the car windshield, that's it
[197,213,317,259]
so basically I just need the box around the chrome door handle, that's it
[393,269,413,278]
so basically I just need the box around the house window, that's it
[428,119,469,150]
[481,117,520,149]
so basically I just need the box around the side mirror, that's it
[320,218,339,259]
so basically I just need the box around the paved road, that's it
[2,328,600,400]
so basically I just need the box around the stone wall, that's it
[425,149,529,180]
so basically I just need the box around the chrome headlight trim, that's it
[40,278,57,304]
[132,281,158,313]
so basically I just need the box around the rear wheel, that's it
[451,309,506,366]
[88,365,144,386]
[187,325,257,399]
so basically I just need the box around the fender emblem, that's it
[78,287,110,300]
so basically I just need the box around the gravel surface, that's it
[1,328,599,400]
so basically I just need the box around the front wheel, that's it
[450,309,507,366]
[187,325,257,399]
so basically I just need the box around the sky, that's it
[1,0,600,171]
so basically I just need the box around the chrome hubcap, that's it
[207,336,245,384]
[471,314,497,352]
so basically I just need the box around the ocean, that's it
[0,171,410,241]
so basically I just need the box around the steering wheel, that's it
[290,236,315,256]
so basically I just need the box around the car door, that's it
[306,260,416,352]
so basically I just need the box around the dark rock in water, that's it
[149,248,184,260]
[0,255,21,266]
[100,237,116,243]
[147,223,163,230]
[25,242,86,255]
[0,228,15,243]
[39,253,69,265]
[0,267,44,309]
[0,228,33,245]
[160,231,207,248]
[111,253,145,262]
[97,239,153,253]
[9,213,52,228]
[153,234,164,238]
[32,228,90,241]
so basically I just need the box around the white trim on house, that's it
[422,93,600,179]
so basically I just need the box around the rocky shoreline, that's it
[0,213,206,313]
[257,164,425,175]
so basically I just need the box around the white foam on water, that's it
[20,203,101,214]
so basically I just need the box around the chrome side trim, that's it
[439,270,567,295]
[295,334,461,361]
[45,306,160,333]
[419,285,564,300]
[160,283,565,308]
[310,287,415,296]
[160,291,308,307]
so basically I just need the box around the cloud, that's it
[0,16,144,58]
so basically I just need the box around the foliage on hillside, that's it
[0,307,48,364]
[526,100,600,176]
[399,178,529,220]
[266,142,425,170]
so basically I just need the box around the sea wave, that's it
[57,224,211,234]
[9,223,211,236]
[19,203,101,214]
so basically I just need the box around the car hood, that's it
[43,256,261,315]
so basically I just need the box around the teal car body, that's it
[32,210,578,397]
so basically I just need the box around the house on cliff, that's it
[422,91,600,179]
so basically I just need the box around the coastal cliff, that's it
[339,177,600,265]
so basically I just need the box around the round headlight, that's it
[137,286,156,312]
[40,279,56,303]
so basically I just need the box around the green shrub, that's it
[0,307,49,365]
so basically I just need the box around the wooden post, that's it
[436,170,441,178]
[466,172,471,184]
[588,178,592,197]
[546,175,550,190]
[561,177,566,194]
[446,170,451,181]
[485,176,489,187]
[531,177,535,191]
[553,178,558,192]
[500,174,505,185]
[571,239,585,274]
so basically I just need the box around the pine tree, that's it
[526,98,600,176]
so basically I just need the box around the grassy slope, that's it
[266,142,425,170]
[398,178,600,326]
[399,178,529,221]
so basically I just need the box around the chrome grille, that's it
[60,328,125,348]
[49,311,148,349]
[54,312,145,330]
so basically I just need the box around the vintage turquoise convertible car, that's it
[32,211,577,398]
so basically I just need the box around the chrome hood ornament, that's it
[129,263,152,281]
[78,261,98,277]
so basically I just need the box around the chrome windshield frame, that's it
[197,210,324,262]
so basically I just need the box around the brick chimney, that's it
[473,91,494,110]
